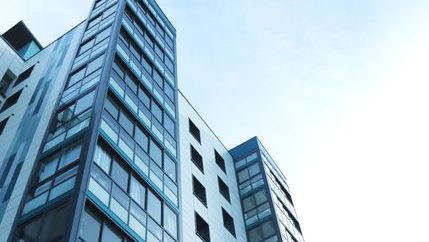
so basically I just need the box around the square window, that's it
[1,89,22,112]
[0,69,16,96]
[0,117,9,135]
[190,146,203,173]
[222,208,236,237]
[14,65,34,87]
[214,150,226,173]
[218,177,230,203]
[86,55,105,75]
[189,119,201,143]
[195,212,210,242]
[67,67,85,88]
[192,176,207,206]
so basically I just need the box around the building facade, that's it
[0,0,304,241]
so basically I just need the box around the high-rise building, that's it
[0,0,304,241]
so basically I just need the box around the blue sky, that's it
[2,0,429,241]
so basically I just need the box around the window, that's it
[218,177,230,202]
[164,154,176,181]
[1,89,22,112]
[165,57,174,74]
[164,82,174,101]
[238,163,261,183]
[164,113,175,136]
[111,160,129,191]
[130,176,146,208]
[134,126,149,151]
[102,223,122,242]
[74,91,95,114]
[214,150,226,173]
[119,111,134,135]
[58,142,82,169]
[189,119,201,143]
[153,69,163,87]
[16,204,68,241]
[190,146,203,173]
[14,65,34,87]
[79,207,102,242]
[149,140,162,166]
[86,55,105,75]
[163,204,177,238]
[104,95,119,119]
[0,69,16,96]
[147,190,161,223]
[151,101,163,122]
[94,144,112,173]
[222,208,236,237]
[0,117,9,135]
[247,221,277,242]
[79,206,130,242]
[68,68,86,88]
[247,190,268,210]
[195,212,210,242]
[192,176,207,206]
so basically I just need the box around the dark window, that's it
[0,117,9,135]
[189,119,201,143]
[14,65,34,87]
[1,89,22,112]
[195,212,210,242]
[215,150,226,173]
[190,146,204,173]
[192,176,207,206]
[218,177,230,202]
[16,204,68,241]
[0,69,16,96]
[222,208,236,237]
